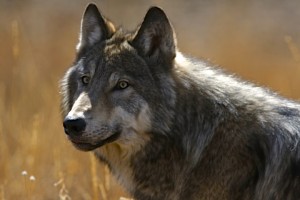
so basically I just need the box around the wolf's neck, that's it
[129,134,187,199]
[172,73,224,166]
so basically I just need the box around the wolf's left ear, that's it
[132,7,176,63]
[76,4,115,52]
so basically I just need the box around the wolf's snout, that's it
[63,117,86,136]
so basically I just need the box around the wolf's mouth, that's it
[68,132,121,151]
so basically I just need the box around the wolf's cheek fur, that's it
[109,103,152,144]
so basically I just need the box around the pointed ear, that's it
[76,4,115,52]
[131,7,176,63]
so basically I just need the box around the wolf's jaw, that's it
[70,131,121,151]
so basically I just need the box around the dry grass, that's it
[0,0,300,199]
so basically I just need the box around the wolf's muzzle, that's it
[63,117,86,136]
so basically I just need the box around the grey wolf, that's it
[60,3,300,200]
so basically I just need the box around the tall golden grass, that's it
[0,1,299,199]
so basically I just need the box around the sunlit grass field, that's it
[1,0,300,199]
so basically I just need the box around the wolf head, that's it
[60,4,177,152]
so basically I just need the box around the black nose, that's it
[63,117,86,136]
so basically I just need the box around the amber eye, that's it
[81,76,90,85]
[117,80,129,89]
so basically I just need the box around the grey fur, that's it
[60,4,300,200]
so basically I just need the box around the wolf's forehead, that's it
[104,40,134,58]
[77,39,139,76]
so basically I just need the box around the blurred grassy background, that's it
[0,0,300,199]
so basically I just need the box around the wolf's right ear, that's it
[131,7,176,65]
[76,4,115,52]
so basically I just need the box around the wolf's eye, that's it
[117,80,129,89]
[81,75,90,85]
